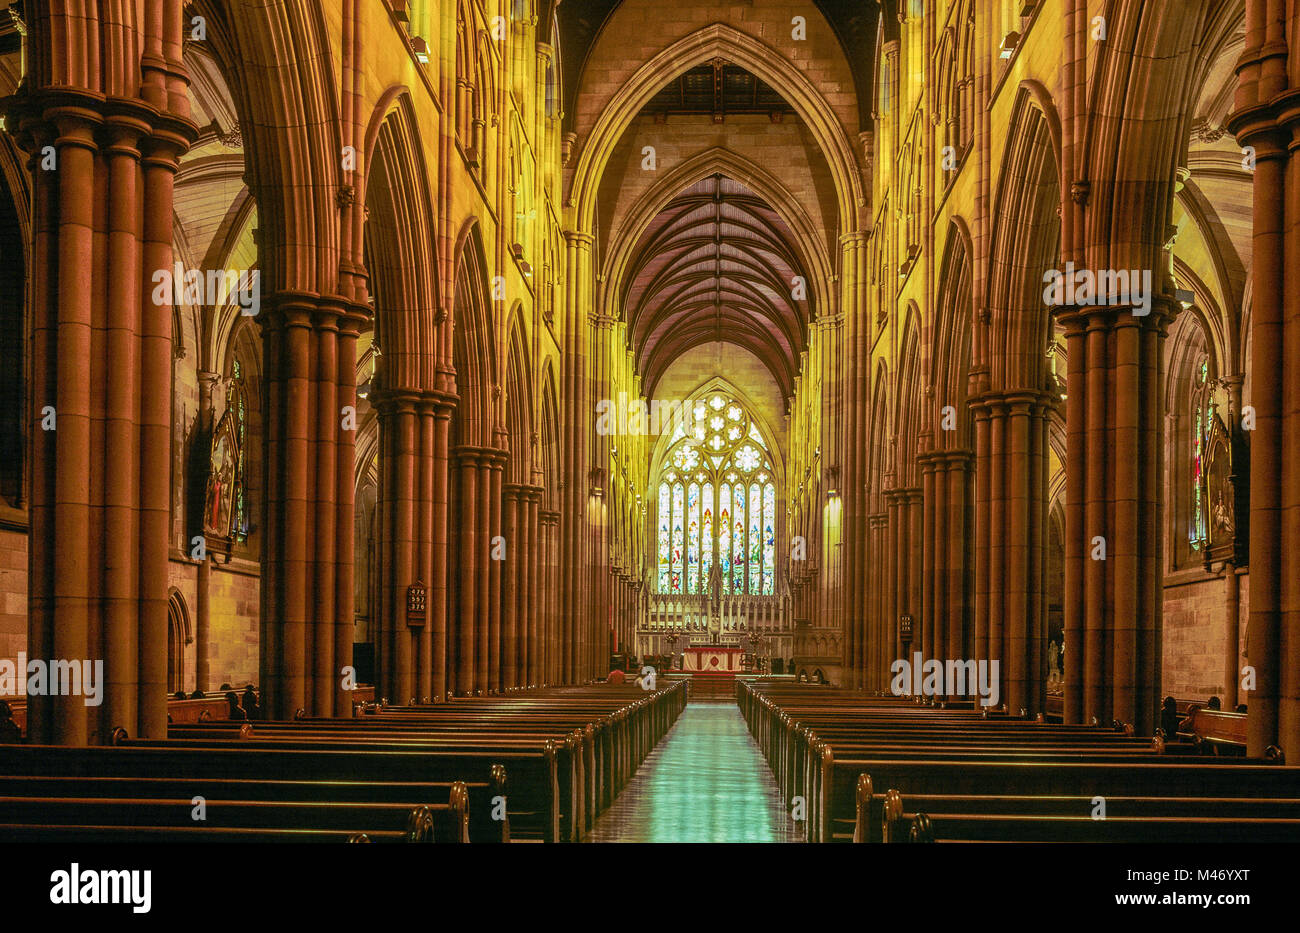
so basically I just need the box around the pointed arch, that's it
[504,304,534,484]
[568,23,863,236]
[987,84,1062,391]
[450,220,496,449]
[932,219,974,446]
[191,0,344,296]
[896,303,923,485]
[365,89,441,392]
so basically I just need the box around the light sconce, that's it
[1175,288,1195,310]
[357,380,372,400]
[411,36,430,63]
[999,31,1020,59]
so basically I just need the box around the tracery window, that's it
[655,391,777,595]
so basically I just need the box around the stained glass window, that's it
[1191,359,1210,551]
[657,482,671,591]
[687,483,700,593]
[701,484,713,593]
[670,483,684,593]
[232,360,248,543]
[653,390,779,595]
[762,483,775,595]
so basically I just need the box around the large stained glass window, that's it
[652,390,778,595]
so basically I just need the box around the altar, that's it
[682,644,744,673]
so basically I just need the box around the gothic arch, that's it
[986,84,1062,392]
[932,219,974,447]
[166,589,193,694]
[504,305,534,484]
[450,219,497,449]
[895,303,923,485]
[867,361,891,515]
[568,23,864,236]
[192,0,344,296]
[365,89,440,392]
[1081,0,1240,277]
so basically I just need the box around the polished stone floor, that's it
[586,702,805,843]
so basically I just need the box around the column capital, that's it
[369,388,422,415]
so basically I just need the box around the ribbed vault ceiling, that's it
[625,174,809,397]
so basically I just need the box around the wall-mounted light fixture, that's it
[999,31,1021,59]
[411,36,430,63]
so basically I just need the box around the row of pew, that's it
[738,681,1300,843]
[0,682,686,842]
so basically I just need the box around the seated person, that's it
[241,684,260,720]
[1159,695,1179,739]
[1207,695,1222,711]
[1177,703,1201,736]
[607,668,626,685]
[0,700,21,744]
[225,690,248,721]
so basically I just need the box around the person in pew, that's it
[1160,696,1180,739]
[1236,704,1248,713]
[174,691,187,701]
[1207,696,1222,711]
[241,685,261,720]
[607,669,627,685]
[226,691,248,721]
[190,689,205,699]
[0,701,21,744]
[1178,703,1202,736]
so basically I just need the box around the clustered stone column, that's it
[501,482,545,688]
[8,9,196,743]
[258,294,367,719]
[561,230,597,683]
[539,508,562,683]
[1056,305,1169,734]
[1228,0,1300,756]
[447,444,509,695]
[372,388,455,705]
[969,391,1052,716]
[917,450,973,669]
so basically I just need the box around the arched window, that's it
[654,391,777,595]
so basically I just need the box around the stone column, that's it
[502,483,522,688]
[1057,303,1170,732]
[526,486,543,684]
[9,47,196,740]
[429,390,455,700]
[453,446,479,694]
[1227,2,1300,755]
[540,508,561,684]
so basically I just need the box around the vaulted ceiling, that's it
[624,173,809,398]
[556,0,879,130]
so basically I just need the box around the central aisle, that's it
[586,702,804,843]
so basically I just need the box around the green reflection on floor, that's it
[587,702,803,843]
